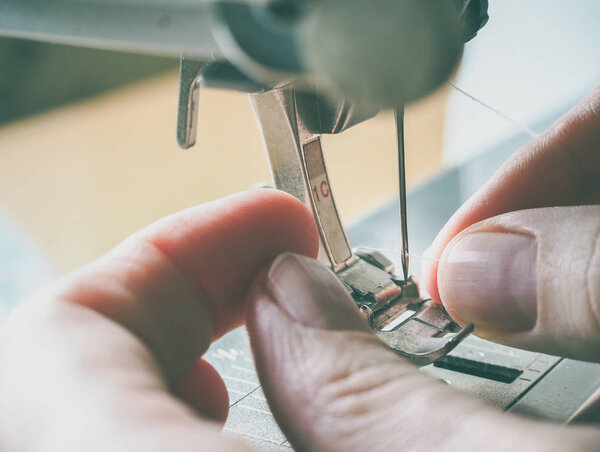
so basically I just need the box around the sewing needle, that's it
[395,107,409,283]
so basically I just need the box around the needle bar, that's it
[395,107,409,282]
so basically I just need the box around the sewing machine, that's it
[2,1,600,450]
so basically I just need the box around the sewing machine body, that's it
[2,3,599,450]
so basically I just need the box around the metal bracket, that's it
[177,55,212,149]
[251,84,472,366]
[177,54,270,149]
[250,85,356,271]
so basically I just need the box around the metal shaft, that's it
[0,0,219,57]
[395,107,409,282]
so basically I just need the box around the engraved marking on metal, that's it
[250,88,355,270]
[303,139,354,268]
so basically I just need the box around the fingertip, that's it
[436,232,482,327]
[175,359,229,425]
[246,266,292,347]
[59,188,320,390]
[145,188,319,340]
[436,240,463,321]
[437,230,538,332]
[245,189,320,259]
[210,188,321,264]
[246,265,301,401]
[245,266,270,329]
[421,219,461,306]
[149,188,319,262]
[421,246,442,304]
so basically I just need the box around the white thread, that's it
[407,253,440,262]
[447,81,540,139]
[359,247,440,262]
[362,81,537,268]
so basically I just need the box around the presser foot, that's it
[338,248,473,367]
[249,85,471,366]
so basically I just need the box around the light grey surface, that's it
[206,328,289,448]
[423,336,560,410]
[510,360,600,422]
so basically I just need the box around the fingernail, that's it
[438,232,538,331]
[267,253,370,331]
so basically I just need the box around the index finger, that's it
[424,86,600,302]
[48,189,319,380]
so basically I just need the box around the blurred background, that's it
[0,0,599,310]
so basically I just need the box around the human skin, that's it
[1,88,600,451]
[422,85,600,360]
[0,190,319,451]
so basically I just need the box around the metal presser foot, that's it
[340,250,473,367]
[249,84,473,367]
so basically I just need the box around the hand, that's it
[243,87,600,451]
[2,85,600,452]
[0,190,318,451]
[422,85,600,362]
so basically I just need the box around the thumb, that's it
[246,253,597,452]
[437,205,600,362]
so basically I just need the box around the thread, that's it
[407,253,440,262]
[359,247,440,262]
[364,81,537,269]
[447,81,540,139]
